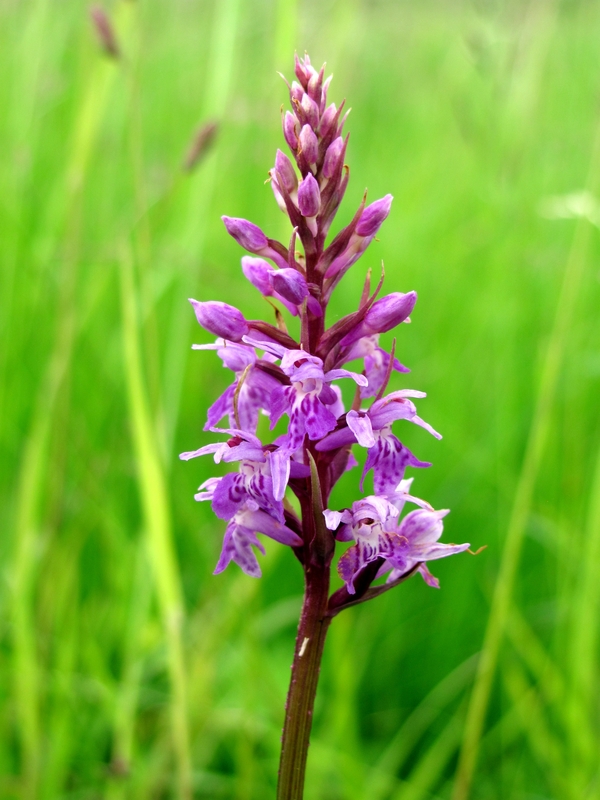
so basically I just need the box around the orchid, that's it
[179,53,469,800]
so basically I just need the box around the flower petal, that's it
[269,448,291,501]
[324,368,368,386]
[179,442,222,461]
[346,410,375,448]
[241,509,303,546]
[213,523,264,578]
[211,473,247,520]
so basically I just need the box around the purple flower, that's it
[323,136,344,179]
[189,299,249,342]
[222,216,268,251]
[181,429,303,576]
[189,340,280,432]
[222,216,288,269]
[182,53,463,608]
[342,334,410,398]
[241,257,301,316]
[239,337,367,497]
[252,341,366,446]
[316,390,439,494]
[283,111,300,151]
[299,124,318,166]
[319,103,337,137]
[297,174,321,218]
[271,268,309,306]
[340,292,417,347]
[214,502,302,577]
[355,194,393,237]
[301,93,320,129]
[324,492,469,593]
[274,149,298,194]
[179,58,466,797]
[180,427,266,465]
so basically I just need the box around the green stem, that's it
[277,562,331,800]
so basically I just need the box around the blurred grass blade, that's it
[369,656,477,800]
[10,11,127,793]
[502,660,565,798]
[506,606,564,708]
[391,709,464,800]
[566,444,600,792]
[162,0,241,457]
[105,538,153,800]
[119,243,192,800]
[452,117,600,800]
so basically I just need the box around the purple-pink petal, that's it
[346,410,375,448]
[242,509,303,547]
[214,523,264,578]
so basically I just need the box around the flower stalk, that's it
[180,53,469,797]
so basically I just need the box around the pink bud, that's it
[319,103,337,137]
[284,111,300,151]
[290,81,304,103]
[294,53,310,86]
[271,268,309,306]
[323,136,344,179]
[274,149,298,194]
[241,257,274,296]
[297,174,321,217]
[301,93,319,129]
[364,291,417,332]
[339,292,417,348]
[307,68,322,102]
[355,195,393,237]
[222,216,268,252]
[189,299,249,342]
[299,124,318,165]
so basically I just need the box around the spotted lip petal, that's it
[328,497,467,593]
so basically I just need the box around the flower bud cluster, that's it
[181,54,468,595]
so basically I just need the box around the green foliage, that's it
[1,1,599,798]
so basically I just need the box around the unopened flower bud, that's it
[339,292,417,347]
[320,75,332,111]
[301,93,319,129]
[364,291,417,332]
[222,216,268,252]
[284,111,300,150]
[294,53,310,86]
[290,81,304,103]
[274,149,298,194]
[271,268,309,305]
[356,194,393,237]
[297,174,321,217]
[241,256,274,296]
[299,124,318,165]
[319,103,337,137]
[307,69,322,102]
[323,136,344,179]
[189,299,249,342]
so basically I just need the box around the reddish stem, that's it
[276,559,331,800]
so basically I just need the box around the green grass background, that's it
[1,0,600,798]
